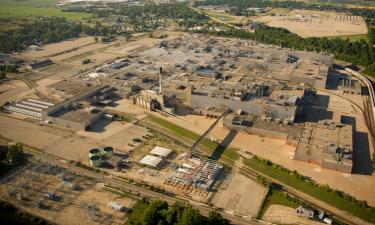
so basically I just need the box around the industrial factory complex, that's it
[1,33,363,173]
[0,31,374,225]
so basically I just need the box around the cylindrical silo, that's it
[89,155,102,167]
[89,148,100,158]
[103,146,114,159]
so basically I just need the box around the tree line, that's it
[0,17,131,53]
[127,199,230,225]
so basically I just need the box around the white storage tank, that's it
[89,155,102,167]
[103,146,114,158]
[89,148,101,158]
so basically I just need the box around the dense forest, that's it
[126,199,230,225]
[0,3,208,52]
[194,25,375,75]
[64,2,209,31]
[118,3,208,31]
[118,3,207,21]
[0,17,82,53]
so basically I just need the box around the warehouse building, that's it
[294,120,353,173]
[2,99,54,120]
[29,59,53,69]
[186,84,305,122]
[337,76,362,95]
[150,146,173,158]
[41,85,117,130]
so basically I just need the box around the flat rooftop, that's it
[294,121,353,170]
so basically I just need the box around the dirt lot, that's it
[56,187,135,225]
[212,173,267,217]
[106,99,148,119]
[0,115,148,164]
[18,36,97,61]
[254,9,368,37]
[0,79,30,104]
[263,204,323,225]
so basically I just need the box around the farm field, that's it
[0,0,91,19]
[254,9,368,38]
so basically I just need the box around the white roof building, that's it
[140,155,163,168]
[150,146,173,158]
[107,201,125,211]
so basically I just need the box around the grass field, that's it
[257,189,301,219]
[243,158,375,223]
[0,0,92,20]
[327,34,369,42]
[204,10,243,23]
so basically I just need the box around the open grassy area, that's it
[147,115,240,163]
[244,157,375,223]
[327,34,369,42]
[257,188,301,219]
[148,115,199,140]
[265,8,291,16]
[0,0,92,20]
[0,0,59,7]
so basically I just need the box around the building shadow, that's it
[87,118,112,133]
[341,115,373,175]
[210,129,237,160]
[326,72,340,90]
[299,94,333,122]
[352,132,373,175]
[174,103,193,116]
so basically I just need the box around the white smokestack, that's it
[159,67,163,94]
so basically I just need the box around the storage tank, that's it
[89,148,101,157]
[89,155,102,167]
[103,146,114,158]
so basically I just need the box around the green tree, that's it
[177,207,205,225]
[369,28,375,45]
[165,206,178,225]
[6,143,25,165]
[143,200,169,225]
[0,71,5,80]
[207,211,229,225]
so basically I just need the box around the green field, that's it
[0,0,92,20]
[257,189,301,219]
[244,157,375,223]
[327,34,369,42]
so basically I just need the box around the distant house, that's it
[29,59,53,69]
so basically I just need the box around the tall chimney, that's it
[159,67,163,94]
